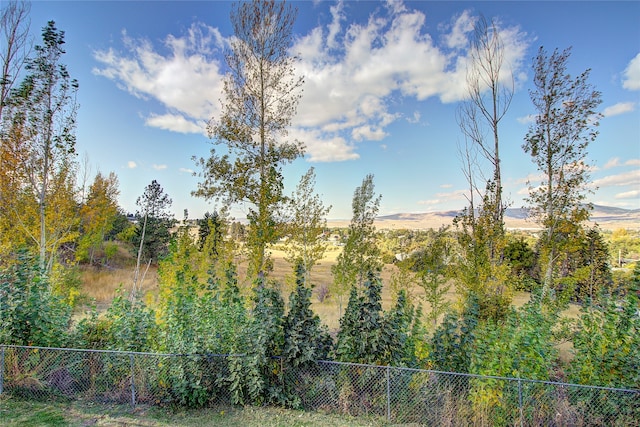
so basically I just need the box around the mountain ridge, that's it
[327,205,640,230]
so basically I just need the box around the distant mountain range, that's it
[368,205,640,230]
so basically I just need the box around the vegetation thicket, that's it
[1,0,638,419]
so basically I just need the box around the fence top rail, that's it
[311,359,639,394]
[2,344,638,394]
[0,344,244,359]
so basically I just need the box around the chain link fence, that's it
[1,345,638,426]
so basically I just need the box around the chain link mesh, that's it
[2,345,638,425]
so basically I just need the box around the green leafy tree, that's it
[228,276,285,405]
[430,295,480,374]
[282,167,331,284]
[334,270,386,365]
[104,286,154,352]
[194,0,304,278]
[569,289,639,388]
[411,226,452,328]
[380,290,419,367]
[1,21,79,272]
[77,171,120,264]
[504,236,537,291]
[523,46,602,300]
[197,210,223,253]
[0,250,71,346]
[332,174,382,316]
[453,182,512,321]
[469,302,559,424]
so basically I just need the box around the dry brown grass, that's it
[78,243,582,338]
[79,265,159,306]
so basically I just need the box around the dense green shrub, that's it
[0,250,71,347]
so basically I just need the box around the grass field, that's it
[77,242,582,333]
[0,395,383,427]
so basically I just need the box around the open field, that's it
[78,243,581,333]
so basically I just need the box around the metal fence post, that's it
[0,346,4,395]
[130,353,136,407]
[518,377,523,427]
[386,365,391,422]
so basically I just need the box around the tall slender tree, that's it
[194,0,304,278]
[454,16,515,320]
[457,16,514,225]
[132,180,173,294]
[282,167,331,285]
[331,174,382,316]
[1,21,79,272]
[523,47,602,300]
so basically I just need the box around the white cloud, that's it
[440,183,453,189]
[417,189,467,206]
[93,23,226,134]
[292,3,529,161]
[152,164,167,171]
[127,161,137,169]
[592,170,640,187]
[625,159,640,166]
[615,190,640,199]
[604,158,621,169]
[406,111,421,124]
[602,102,636,117]
[92,2,529,163]
[622,53,640,90]
[517,114,536,125]
[146,113,205,134]
[179,167,194,174]
[443,10,476,50]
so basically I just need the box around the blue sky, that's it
[25,1,640,220]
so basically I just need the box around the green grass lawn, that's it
[0,395,386,427]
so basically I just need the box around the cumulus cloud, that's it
[92,2,529,163]
[292,3,528,161]
[443,10,476,50]
[179,167,195,174]
[146,113,205,134]
[93,23,226,134]
[592,169,640,187]
[152,164,167,170]
[615,190,639,199]
[127,161,137,169]
[622,53,640,90]
[602,102,636,117]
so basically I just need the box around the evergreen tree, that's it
[197,210,223,254]
[332,174,382,316]
[133,180,173,263]
[283,263,332,366]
